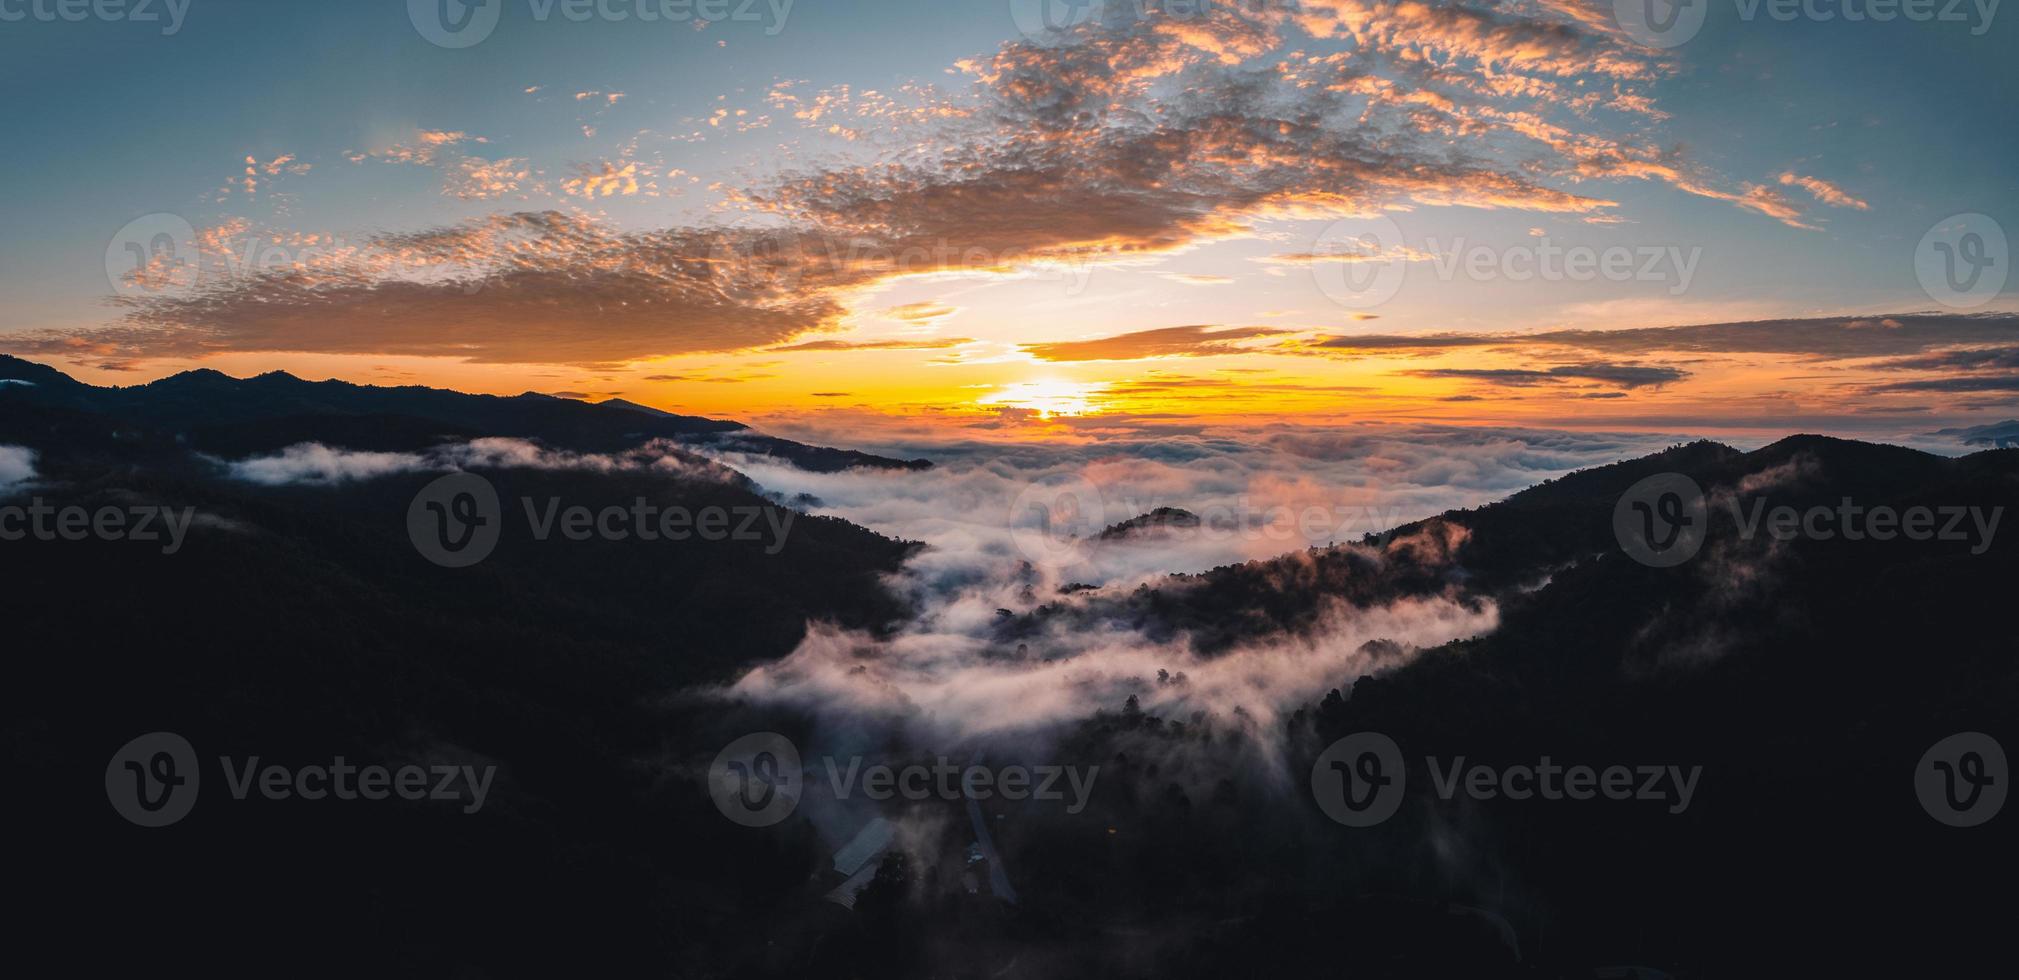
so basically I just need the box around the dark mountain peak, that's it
[0,353,82,387]
[1501,439,1739,509]
[1100,507,1202,540]
[597,397,679,419]
[146,368,238,390]
[0,354,924,473]
[1646,438,1743,465]
[1740,434,1946,483]
[1753,433,1894,455]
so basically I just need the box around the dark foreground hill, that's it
[5,373,2014,977]
[1016,436,2015,653]
[1,358,925,975]
[975,435,2018,978]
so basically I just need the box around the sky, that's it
[1,0,2015,443]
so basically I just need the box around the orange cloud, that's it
[562,161,643,198]
[1023,326,1295,362]
[1778,172,1871,211]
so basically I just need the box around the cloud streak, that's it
[1316,313,2019,359]
[222,437,739,486]
[1022,325,1294,362]
[1406,363,1688,389]
[16,0,1831,369]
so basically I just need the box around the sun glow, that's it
[976,379,1109,418]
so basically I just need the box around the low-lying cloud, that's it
[731,595,1496,745]
[222,437,737,486]
[706,423,1685,747]
[0,445,37,494]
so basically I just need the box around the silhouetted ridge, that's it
[1099,507,1202,540]
[0,356,927,472]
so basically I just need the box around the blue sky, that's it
[0,0,2014,436]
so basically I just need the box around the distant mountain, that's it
[1097,506,1201,540]
[0,355,928,472]
[1937,418,2019,449]
[594,396,684,419]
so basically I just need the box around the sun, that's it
[976,379,1109,418]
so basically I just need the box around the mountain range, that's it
[992,433,2016,976]
[6,356,2013,977]
[0,353,929,471]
